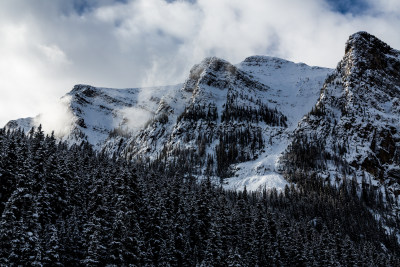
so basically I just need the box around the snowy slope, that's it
[238,56,330,128]
[7,84,183,150]
[6,56,332,192]
[108,56,332,191]
[66,84,183,150]
[225,56,331,190]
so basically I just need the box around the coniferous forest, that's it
[1,127,400,266]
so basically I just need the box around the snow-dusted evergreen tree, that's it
[0,127,399,265]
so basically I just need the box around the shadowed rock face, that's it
[342,32,400,98]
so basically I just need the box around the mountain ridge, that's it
[8,32,399,199]
[6,54,331,191]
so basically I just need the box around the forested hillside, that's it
[1,127,399,266]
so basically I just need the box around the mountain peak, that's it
[184,57,238,93]
[188,57,235,80]
[343,31,398,71]
[336,32,400,99]
[69,84,99,98]
[345,31,391,54]
[242,55,289,63]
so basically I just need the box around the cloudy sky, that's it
[1,0,400,126]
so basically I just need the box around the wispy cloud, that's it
[33,95,77,138]
[1,0,400,127]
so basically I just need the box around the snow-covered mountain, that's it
[282,31,400,215]
[4,31,400,262]
[5,31,400,209]
[6,55,331,191]
[113,56,331,190]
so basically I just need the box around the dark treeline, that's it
[221,103,288,127]
[177,104,218,123]
[174,101,268,178]
[0,127,399,266]
[216,128,264,178]
[282,122,400,233]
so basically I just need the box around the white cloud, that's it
[33,95,77,138]
[1,0,400,128]
[38,44,70,65]
[118,107,153,133]
[367,0,400,14]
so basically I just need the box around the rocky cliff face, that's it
[283,31,400,218]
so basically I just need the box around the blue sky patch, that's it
[325,0,370,15]
[73,0,127,15]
